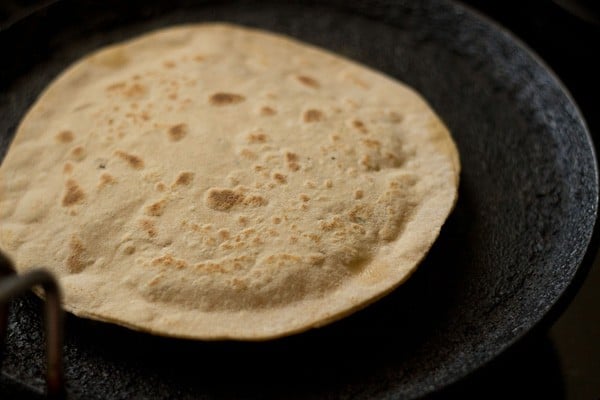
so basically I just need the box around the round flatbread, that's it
[0,23,459,340]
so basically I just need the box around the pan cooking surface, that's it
[0,0,597,398]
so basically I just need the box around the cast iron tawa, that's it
[0,0,597,398]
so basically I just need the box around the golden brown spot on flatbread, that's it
[307,253,325,265]
[296,75,320,88]
[124,83,147,98]
[272,216,281,224]
[98,173,116,189]
[303,109,324,123]
[299,194,310,202]
[172,171,194,187]
[140,218,157,238]
[209,92,246,106]
[272,172,287,184]
[360,155,379,171]
[123,245,135,255]
[205,187,267,211]
[260,106,276,116]
[320,215,344,231]
[384,152,403,167]
[285,152,299,162]
[195,262,226,273]
[352,119,368,133]
[240,228,256,237]
[168,123,188,142]
[354,189,364,199]
[285,151,300,171]
[193,55,205,62]
[302,233,321,243]
[155,182,167,192]
[348,203,373,223]
[152,254,188,269]
[70,146,86,161]
[62,179,85,207]
[67,235,87,273]
[246,131,268,143]
[163,60,176,68]
[242,195,268,207]
[56,130,74,143]
[145,199,167,217]
[205,188,242,211]
[115,150,144,169]
[63,162,73,174]
[324,179,333,188]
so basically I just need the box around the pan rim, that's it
[0,0,598,398]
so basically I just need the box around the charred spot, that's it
[303,109,324,123]
[296,75,320,88]
[205,188,242,211]
[140,219,157,238]
[272,172,287,184]
[115,150,144,169]
[145,199,167,217]
[55,130,74,143]
[246,131,268,143]
[352,119,368,133]
[62,179,85,207]
[173,171,194,186]
[70,146,86,161]
[209,92,246,106]
[260,106,277,116]
[168,123,188,142]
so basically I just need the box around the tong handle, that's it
[0,252,65,399]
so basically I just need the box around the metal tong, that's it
[0,251,65,399]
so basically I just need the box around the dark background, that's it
[0,0,599,398]
[450,1,600,398]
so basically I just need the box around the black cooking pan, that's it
[0,0,597,399]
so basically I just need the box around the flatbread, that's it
[0,23,459,340]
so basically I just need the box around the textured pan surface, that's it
[0,0,597,399]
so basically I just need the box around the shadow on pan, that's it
[0,0,597,399]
